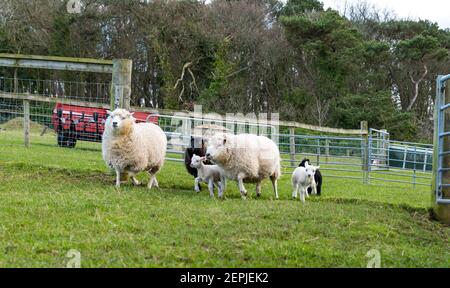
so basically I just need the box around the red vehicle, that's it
[52,103,158,148]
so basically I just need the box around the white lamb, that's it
[190,154,226,198]
[291,162,320,203]
[206,133,281,199]
[102,108,167,189]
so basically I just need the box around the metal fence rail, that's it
[0,75,433,191]
[157,115,432,188]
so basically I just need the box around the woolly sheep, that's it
[102,108,167,189]
[292,162,320,203]
[206,133,281,199]
[190,154,226,198]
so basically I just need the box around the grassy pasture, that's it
[0,127,448,268]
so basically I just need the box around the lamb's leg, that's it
[218,181,223,198]
[208,179,215,198]
[194,177,201,193]
[292,182,298,199]
[256,182,262,198]
[300,187,306,203]
[312,182,317,195]
[115,168,121,188]
[270,176,279,200]
[218,176,226,199]
[237,175,247,198]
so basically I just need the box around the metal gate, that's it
[369,128,389,171]
[434,74,450,204]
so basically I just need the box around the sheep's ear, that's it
[106,110,112,116]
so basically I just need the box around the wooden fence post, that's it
[23,99,30,148]
[111,59,132,182]
[361,121,369,184]
[111,59,132,110]
[289,127,296,167]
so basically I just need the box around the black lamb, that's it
[184,136,212,178]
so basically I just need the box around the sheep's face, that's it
[190,154,205,169]
[305,163,319,179]
[190,136,206,150]
[206,133,230,164]
[106,109,135,134]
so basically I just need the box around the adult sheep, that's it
[206,133,281,199]
[102,109,167,189]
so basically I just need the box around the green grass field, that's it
[0,127,449,268]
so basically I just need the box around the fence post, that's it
[361,121,369,184]
[111,59,132,110]
[432,76,450,224]
[316,138,320,165]
[14,68,18,93]
[23,99,30,148]
[325,139,330,163]
[289,127,296,167]
[111,59,132,182]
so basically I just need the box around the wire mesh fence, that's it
[0,76,111,103]
[0,74,112,150]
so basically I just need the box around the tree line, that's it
[1,0,449,141]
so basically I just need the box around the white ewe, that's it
[206,133,281,199]
[190,154,226,198]
[292,163,320,203]
[102,109,167,189]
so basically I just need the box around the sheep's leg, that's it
[217,182,223,198]
[194,177,201,193]
[218,177,226,199]
[151,176,159,188]
[208,179,215,198]
[300,187,306,203]
[312,182,317,195]
[115,168,121,188]
[292,182,298,199]
[237,175,247,198]
[305,187,310,198]
[270,176,279,200]
[256,182,262,197]
[147,173,159,189]
[131,174,141,186]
